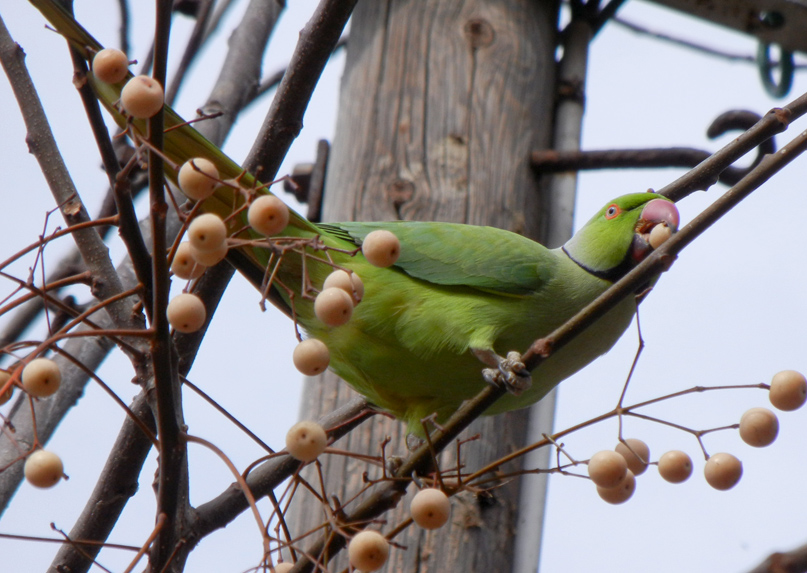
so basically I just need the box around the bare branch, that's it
[243,0,358,179]
[145,2,192,571]
[658,96,807,201]
[164,0,216,106]
[196,0,284,148]
[0,14,141,335]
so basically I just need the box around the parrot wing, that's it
[318,221,556,296]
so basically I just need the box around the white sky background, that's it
[0,1,806,572]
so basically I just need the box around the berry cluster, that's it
[586,369,806,503]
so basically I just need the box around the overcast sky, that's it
[1,1,806,572]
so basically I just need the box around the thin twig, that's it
[183,398,371,550]
[164,0,215,105]
[659,96,807,201]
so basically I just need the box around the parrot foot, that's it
[476,349,532,395]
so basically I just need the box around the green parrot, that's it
[284,196,678,430]
[30,0,680,432]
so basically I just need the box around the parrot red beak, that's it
[630,199,680,263]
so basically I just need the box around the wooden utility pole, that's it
[292,1,561,570]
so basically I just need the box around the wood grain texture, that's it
[292,1,559,570]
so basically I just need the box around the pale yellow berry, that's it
[410,488,451,529]
[178,158,219,201]
[597,470,636,504]
[171,242,206,280]
[739,407,779,448]
[362,230,400,267]
[247,195,290,236]
[292,339,330,376]
[187,213,227,253]
[0,370,13,405]
[166,293,206,333]
[92,48,129,84]
[322,270,364,305]
[704,452,742,491]
[587,450,627,489]
[614,438,650,476]
[172,242,207,277]
[648,223,673,249]
[314,287,353,327]
[190,243,228,267]
[22,358,61,398]
[657,450,692,484]
[285,421,327,463]
[270,563,293,573]
[120,75,164,118]
[24,450,63,488]
[769,370,807,411]
[348,530,389,572]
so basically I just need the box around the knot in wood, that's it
[89,277,105,300]
[531,338,553,358]
[386,178,415,208]
[62,198,83,218]
[464,18,495,49]
[773,106,791,126]
[71,70,88,89]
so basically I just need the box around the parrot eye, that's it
[605,204,620,219]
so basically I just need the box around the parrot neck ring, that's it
[561,245,638,283]
[562,220,678,283]
[563,198,679,284]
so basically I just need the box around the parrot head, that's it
[562,193,679,282]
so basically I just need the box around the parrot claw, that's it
[480,350,531,395]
